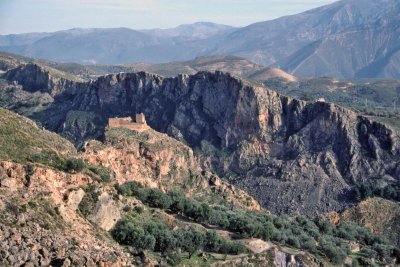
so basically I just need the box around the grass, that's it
[0,108,76,165]
[105,127,148,143]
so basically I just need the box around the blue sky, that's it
[0,0,336,34]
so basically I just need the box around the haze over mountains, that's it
[1,0,400,79]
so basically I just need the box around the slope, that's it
[0,107,76,166]
[0,109,397,266]
[2,61,399,217]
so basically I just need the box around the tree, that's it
[205,231,225,253]
[228,241,247,255]
[319,236,347,264]
[178,230,205,257]
[260,221,276,240]
[65,158,85,173]
[145,188,172,209]
[112,221,155,251]
[167,190,186,213]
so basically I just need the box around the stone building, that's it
[135,113,146,124]
[108,114,148,131]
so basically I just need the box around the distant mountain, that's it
[140,22,235,41]
[0,32,51,47]
[0,0,399,78]
[130,55,297,82]
[0,23,233,65]
[131,55,259,77]
[211,0,400,79]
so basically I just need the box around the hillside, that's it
[342,198,400,246]
[1,60,399,218]
[210,0,400,79]
[247,67,297,82]
[131,55,264,78]
[0,107,76,166]
[1,0,400,79]
[0,108,398,266]
[263,77,400,126]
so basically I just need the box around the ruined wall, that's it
[135,113,146,124]
[108,117,148,131]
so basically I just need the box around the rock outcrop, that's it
[341,197,400,246]
[3,63,80,95]
[82,127,262,211]
[0,224,133,267]
[2,68,400,216]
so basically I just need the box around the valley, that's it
[0,106,398,266]
[1,0,400,266]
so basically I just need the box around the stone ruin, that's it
[108,113,148,131]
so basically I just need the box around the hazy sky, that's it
[0,0,336,35]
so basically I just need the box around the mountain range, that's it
[1,0,400,265]
[1,0,400,79]
[1,45,400,266]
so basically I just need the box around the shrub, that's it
[65,158,85,173]
[167,190,186,213]
[260,221,276,240]
[78,186,99,217]
[335,222,357,240]
[227,241,247,255]
[319,236,347,264]
[143,223,177,253]
[372,243,393,262]
[287,236,301,248]
[302,238,318,254]
[116,181,142,196]
[112,221,155,251]
[176,230,205,257]
[145,188,172,209]
[360,247,378,258]
[88,165,112,183]
[314,217,333,235]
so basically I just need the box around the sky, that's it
[0,0,336,35]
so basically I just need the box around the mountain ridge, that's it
[1,0,400,78]
[1,61,399,217]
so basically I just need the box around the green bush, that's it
[116,181,142,196]
[145,188,172,209]
[287,236,301,248]
[112,221,155,251]
[319,236,347,265]
[167,190,186,213]
[112,219,246,256]
[114,182,395,264]
[78,186,99,217]
[65,158,86,173]
[88,165,112,183]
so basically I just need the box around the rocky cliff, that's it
[3,63,81,95]
[0,108,263,266]
[2,66,400,216]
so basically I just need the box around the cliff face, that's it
[82,127,261,211]
[2,68,400,216]
[0,108,261,266]
[3,63,79,95]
